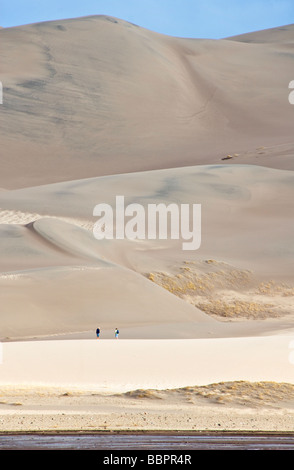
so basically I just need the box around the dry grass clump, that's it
[256,280,294,297]
[147,261,294,320]
[182,381,294,407]
[196,299,275,319]
[122,381,294,408]
[124,389,162,400]
[0,400,22,406]
[147,261,253,298]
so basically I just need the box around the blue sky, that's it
[1,0,293,38]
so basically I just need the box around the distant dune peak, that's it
[226,23,294,42]
[20,14,139,31]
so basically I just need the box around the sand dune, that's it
[1,17,294,188]
[227,23,294,43]
[0,163,293,278]
[0,17,293,431]
[0,163,293,340]
[0,263,223,341]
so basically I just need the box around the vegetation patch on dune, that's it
[181,381,294,406]
[123,389,163,400]
[256,280,294,297]
[123,381,294,408]
[147,260,294,320]
[147,260,253,297]
[196,299,275,319]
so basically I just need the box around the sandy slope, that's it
[0,164,293,278]
[1,17,294,188]
[0,163,293,340]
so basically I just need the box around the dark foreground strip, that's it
[0,432,293,463]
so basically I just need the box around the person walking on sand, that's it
[96,327,100,339]
[115,328,119,339]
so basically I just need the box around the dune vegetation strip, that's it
[147,260,254,296]
[2,381,294,433]
[147,260,294,320]
[123,381,294,408]
[196,299,275,319]
[2,381,294,409]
